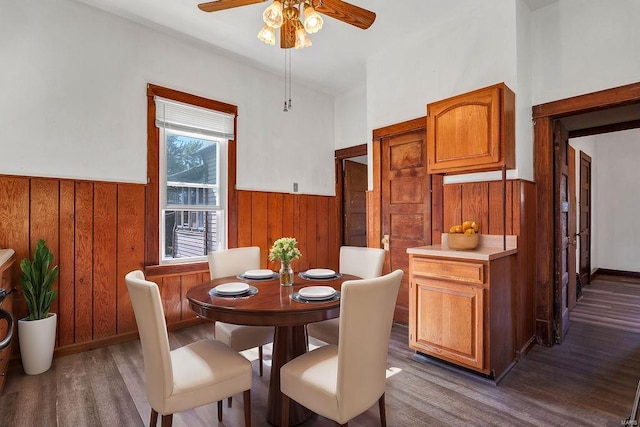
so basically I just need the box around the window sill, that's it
[145,261,209,277]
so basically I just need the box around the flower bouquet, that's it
[269,237,302,286]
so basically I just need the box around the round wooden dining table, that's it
[186,273,359,426]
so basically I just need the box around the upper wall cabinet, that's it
[426,83,515,175]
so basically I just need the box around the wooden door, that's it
[579,151,592,287]
[568,145,578,311]
[554,120,575,342]
[343,160,367,247]
[381,129,432,323]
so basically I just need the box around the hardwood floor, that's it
[1,276,638,427]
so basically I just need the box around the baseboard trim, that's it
[592,268,640,280]
[8,317,207,371]
[516,335,537,359]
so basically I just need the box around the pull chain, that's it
[288,49,292,110]
[283,50,288,112]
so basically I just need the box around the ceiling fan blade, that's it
[198,0,268,13]
[280,20,295,49]
[315,0,376,30]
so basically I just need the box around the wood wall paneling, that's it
[74,182,94,343]
[488,181,514,235]
[29,179,60,318]
[58,181,76,346]
[236,191,253,248]
[0,177,30,292]
[443,185,462,230]
[250,192,268,263]
[1,175,341,360]
[161,275,182,325]
[116,184,145,334]
[267,192,284,271]
[304,196,318,271]
[93,183,118,339]
[180,272,207,321]
[461,182,489,233]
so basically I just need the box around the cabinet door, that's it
[410,278,484,370]
[426,83,514,175]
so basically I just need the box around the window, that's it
[146,85,238,268]
[160,129,226,262]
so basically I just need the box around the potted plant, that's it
[18,239,58,375]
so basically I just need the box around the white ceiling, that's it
[74,0,557,95]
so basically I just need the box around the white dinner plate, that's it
[215,282,250,295]
[244,269,275,279]
[298,286,336,300]
[304,268,336,278]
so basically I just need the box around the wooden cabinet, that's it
[426,83,515,175]
[408,251,516,380]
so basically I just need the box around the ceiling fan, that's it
[197,0,376,49]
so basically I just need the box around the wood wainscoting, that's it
[0,175,340,360]
[443,179,537,356]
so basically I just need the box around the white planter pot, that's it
[18,313,57,375]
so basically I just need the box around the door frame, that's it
[533,81,640,346]
[335,144,367,247]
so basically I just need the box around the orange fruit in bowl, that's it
[462,220,472,231]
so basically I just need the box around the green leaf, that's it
[19,239,58,321]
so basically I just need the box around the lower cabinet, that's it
[408,253,515,380]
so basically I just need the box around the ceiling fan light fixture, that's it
[303,3,323,34]
[257,24,276,45]
[294,23,312,49]
[263,0,284,28]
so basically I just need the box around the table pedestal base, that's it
[267,325,312,426]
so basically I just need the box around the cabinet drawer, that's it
[412,258,484,285]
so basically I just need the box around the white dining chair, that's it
[208,247,274,378]
[280,269,403,427]
[306,246,386,346]
[125,270,252,427]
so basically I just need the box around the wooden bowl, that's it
[447,233,479,250]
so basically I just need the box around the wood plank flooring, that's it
[1,276,638,427]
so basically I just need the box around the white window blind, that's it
[154,96,235,139]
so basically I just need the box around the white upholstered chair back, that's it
[125,270,173,409]
[336,269,403,420]
[339,246,386,279]
[208,246,260,279]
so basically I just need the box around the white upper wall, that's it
[532,0,640,104]
[335,84,367,150]
[363,0,528,183]
[0,0,336,195]
[591,129,640,273]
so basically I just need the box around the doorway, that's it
[533,81,640,345]
[335,144,368,247]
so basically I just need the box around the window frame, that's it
[146,84,238,274]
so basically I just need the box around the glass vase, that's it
[279,262,294,286]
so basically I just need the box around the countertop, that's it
[407,234,517,261]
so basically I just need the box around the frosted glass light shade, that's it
[257,24,276,45]
[303,4,323,34]
[263,1,284,29]
[295,26,312,49]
